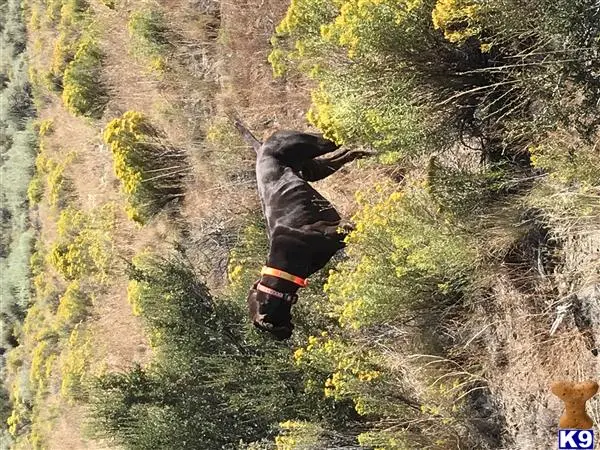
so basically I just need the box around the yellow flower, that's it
[293,347,305,362]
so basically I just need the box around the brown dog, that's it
[235,121,369,339]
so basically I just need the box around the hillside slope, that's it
[1,0,599,449]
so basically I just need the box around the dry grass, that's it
[456,267,600,449]
[217,0,311,133]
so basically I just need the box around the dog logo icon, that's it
[552,381,598,450]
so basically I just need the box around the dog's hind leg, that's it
[268,132,341,163]
[300,150,372,182]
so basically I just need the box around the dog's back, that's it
[256,150,341,238]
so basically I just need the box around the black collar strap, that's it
[256,283,298,305]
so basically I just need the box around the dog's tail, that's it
[231,117,262,153]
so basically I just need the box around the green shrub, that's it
[293,333,391,417]
[28,4,42,31]
[48,204,116,281]
[226,218,269,298]
[0,229,35,312]
[46,153,76,207]
[60,325,92,402]
[44,0,64,22]
[205,117,252,176]
[529,134,600,188]
[0,125,38,215]
[426,156,510,216]
[55,281,92,335]
[30,338,58,394]
[0,78,36,130]
[0,0,27,65]
[127,8,170,71]
[272,0,600,162]
[27,175,44,205]
[274,421,324,450]
[62,35,107,117]
[103,111,190,224]
[325,182,477,329]
[306,72,435,162]
[36,119,54,137]
[47,0,90,90]
[270,0,453,159]
[29,246,45,278]
[89,252,355,449]
[49,31,78,90]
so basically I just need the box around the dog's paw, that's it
[338,220,355,234]
[352,149,376,159]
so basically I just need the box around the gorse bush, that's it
[325,182,477,330]
[272,0,600,163]
[62,34,107,117]
[103,111,190,224]
[55,281,92,335]
[127,8,170,71]
[48,204,115,281]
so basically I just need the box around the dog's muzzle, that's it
[248,281,296,340]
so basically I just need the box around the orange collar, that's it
[261,266,308,288]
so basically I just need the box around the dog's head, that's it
[247,281,295,340]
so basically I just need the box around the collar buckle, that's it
[256,283,298,305]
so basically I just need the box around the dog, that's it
[234,120,370,340]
